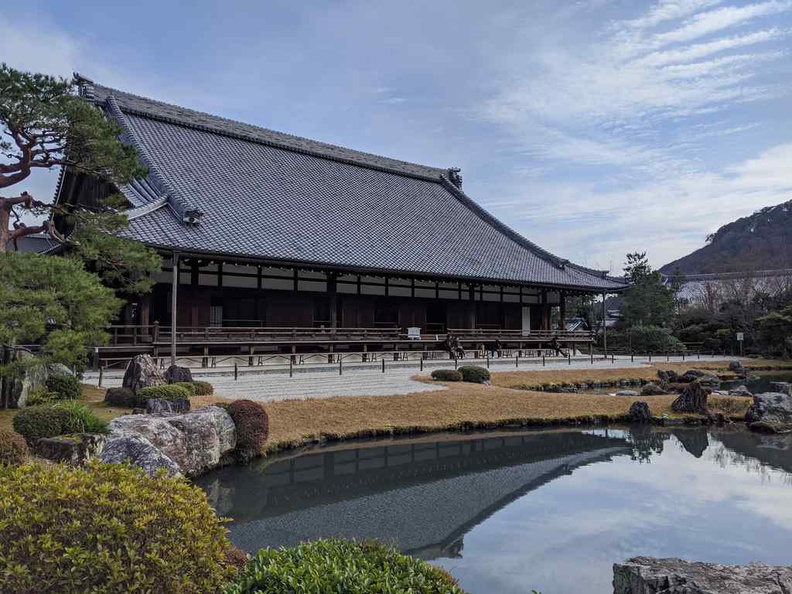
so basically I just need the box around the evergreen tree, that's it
[621,252,676,328]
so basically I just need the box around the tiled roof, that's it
[79,78,626,291]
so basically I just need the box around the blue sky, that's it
[3,0,791,271]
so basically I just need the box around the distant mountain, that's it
[660,200,792,275]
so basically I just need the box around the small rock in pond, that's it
[729,360,747,378]
[617,390,639,397]
[770,382,791,396]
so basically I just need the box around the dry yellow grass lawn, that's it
[490,358,792,390]
[262,382,750,451]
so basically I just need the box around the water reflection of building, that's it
[200,431,631,558]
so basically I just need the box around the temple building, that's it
[56,76,626,364]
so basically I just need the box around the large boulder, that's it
[613,556,792,594]
[679,370,720,387]
[100,435,181,476]
[164,364,193,384]
[5,349,70,408]
[122,354,166,394]
[629,401,652,424]
[745,392,792,433]
[145,398,191,415]
[671,381,709,414]
[103,406,236,476]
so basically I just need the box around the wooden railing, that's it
[106,324,594,346]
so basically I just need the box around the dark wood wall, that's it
[149,284,535,331]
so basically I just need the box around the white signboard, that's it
[736,332,744,342]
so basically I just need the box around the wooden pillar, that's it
[140,294,151,333]
[602,292,608,357]
[170,252,179,367]
[328,272,338,329]
[559,293,566,332]
[541,290,550,331]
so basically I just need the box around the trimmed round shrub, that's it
[0,462,237,594]
[45,374,81,400]
[104,386,136,407]
[12,405,72,446]
[136,384,192,406]
[191,380,214,396]
[431,369,463,382]
[0,429,30,466]
[53,400,108,434]
[227,538,465,594]
[226,399,269,462]
[458,365,490,384]
[172,381,200,396]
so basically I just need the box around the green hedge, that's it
[45,374,81,400]
[458,366,490,384]
[191,380,214,396]
[12,403,106,445]
[227,400,269,463]
[12,406,72,446]
[431,369,463,382]
[0,462,237,594]
[136,384,191,405]
[226,538,465,594]
[0,429,29,466]
[172,381,200,396]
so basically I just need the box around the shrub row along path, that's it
[85,355,736,402]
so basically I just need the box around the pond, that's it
[197,427,792,593]
[721,370,792,393]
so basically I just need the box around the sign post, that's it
[736,332,744,356]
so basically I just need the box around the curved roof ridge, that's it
[439,176,622,285]
[105,95,202,224]
[89,82,447,182]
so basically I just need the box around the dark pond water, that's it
[721,370,792,393]
[197,427,792,593]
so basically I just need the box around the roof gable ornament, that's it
[447,167,462,188]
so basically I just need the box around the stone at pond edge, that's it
[770,382,791,396]
[679,370,720,387]
[100,435,181,477]
[641,383,666,396]
[671,381,709,414]
[145,398,191,415]
[164,364,193,384]
[613,556,792,594]
[729,385,753,397]
[616,390,639,397]
[122,354,166,393]
[745,392,792,433]
[104,406,236,476]
[656,370,678,385]
[36,433,106,465]
[729,360,747,378]
[629,401,651,423]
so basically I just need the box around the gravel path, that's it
[84,355,734,403]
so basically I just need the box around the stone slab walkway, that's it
[84,355,734,403]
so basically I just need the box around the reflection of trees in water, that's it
[627,425,670,463]
[708,432,792,485]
